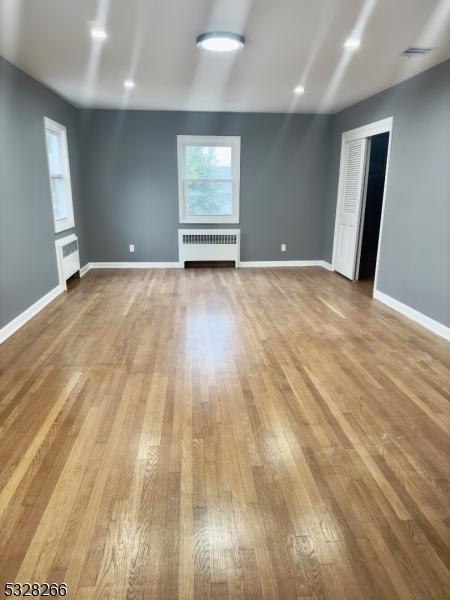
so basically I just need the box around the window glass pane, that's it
[186,145,232,179]
[46,131,63,174]
[186,181,232,216]
[50,177,68,220]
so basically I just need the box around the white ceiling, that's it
[1,0,449,113]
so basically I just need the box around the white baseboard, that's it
[86,260,333,271]
[321,260,333,271]
[0,285,63,345]
[373,289,450,341]
[89,262,181,269]
[240,260,324,268]
[80,263,91,277]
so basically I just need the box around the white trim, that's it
[80,264,91,277]
[354,138,372,279]
[342,117,394,143]
[373,289,450,341]
[372,126,394,292]
[43,117,75,234]
[177,135,240,224]
[88,260,332,270]
[0,285,63,345]
[321,261,333,271]
[332,117,393,284]
[89,262,182,269]
[240,260,324,268]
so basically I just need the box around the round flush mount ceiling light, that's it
[91,28,108,41]
[294,85,305,95]
[344,38,361,49]
[196,31,245,52]
[124,79,135,90]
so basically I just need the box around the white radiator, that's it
[178,229,240,267]
[55,234,80,290]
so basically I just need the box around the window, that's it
[44,117,75,233]
[177,135,240,223]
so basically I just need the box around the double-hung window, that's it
[44,117,75,233]
[177,135,240,223]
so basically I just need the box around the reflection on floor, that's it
[1,267,449,599]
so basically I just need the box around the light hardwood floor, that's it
[0,267,449,599]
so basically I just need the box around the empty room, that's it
[1,1,449,599]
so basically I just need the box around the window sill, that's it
[179,217,240,225]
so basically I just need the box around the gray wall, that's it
[0,56,86,328]
[2,54,449,331]
[323,59,450,327]
[79,110,332,262]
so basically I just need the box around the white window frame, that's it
[177,135,240,224]
[43,117,75,233]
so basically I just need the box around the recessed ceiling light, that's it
[196,31,245,52]
[124,79,135,90]
[91,28,108,41]
[344,38,361,49]
[294,85,305,95]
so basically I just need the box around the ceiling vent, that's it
[401,47,434,57]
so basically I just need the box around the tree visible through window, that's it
[186,146,232,216]
[178,136,240,223]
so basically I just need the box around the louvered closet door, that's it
[335,138,368,280]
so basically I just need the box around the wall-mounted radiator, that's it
[178,229,240,267]
[55,234,80,290]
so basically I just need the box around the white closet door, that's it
[335,138,368,280]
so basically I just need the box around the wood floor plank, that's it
[0,267,449,599]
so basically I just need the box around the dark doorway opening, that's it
[357,131,390,285]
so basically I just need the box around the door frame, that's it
[354,137,372,280]
[331,117,394,292]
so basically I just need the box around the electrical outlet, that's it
[129,244,135,253]
[281,243,286,252]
